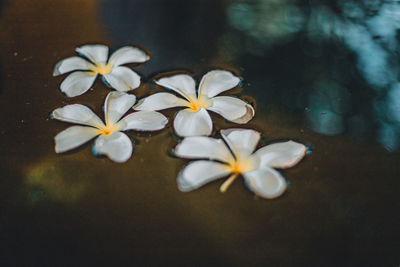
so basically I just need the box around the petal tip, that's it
[53,66,61,76]
[231,104,255,124]
[288,140,307,159]
[177,172,193,192]
[52,59,66,76]
[54,142,67,154]
[245,178,287,200]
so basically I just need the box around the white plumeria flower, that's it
[174,128,306,199]
[51,91,168,163]
[134,70,255,137]
[53,44,149,97]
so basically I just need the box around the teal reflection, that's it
[378,123,399,152]
[226,0,305,51]
[307,109,344,136]
[375,83,400,151]
[306,2,398,89]
[227,3,255,31]
[227,0,400,151]
[306,81,350,135]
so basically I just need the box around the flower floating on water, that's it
[134,70,255,137]
[51,91,168,163]
[53,44,149,97]
[175,128,306,199]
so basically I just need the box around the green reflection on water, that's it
[25,156,90,203]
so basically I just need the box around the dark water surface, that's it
[1,0,400,266]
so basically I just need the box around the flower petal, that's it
[198,70,240,98]
[104,91,136,125]
[54,126,99,153]
[108,46,149,67]
[243,167,287,199]
[221,128,260,158]
[255,141,306,169]
[207,96,253,122]
[103,66,141,92]
[53,56,94,76]
[174,108,212,137]
[155,74,196,100]
[177,160,231,192]
[60,71,97,97]
[118,111,168,131]
[134,92,188,111]
[93,132,133,163]
[75,44,109,64]
[52,104,104,127]
[174,136,234,163]
[230,104,255,124]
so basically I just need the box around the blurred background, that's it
[1,0,400,266]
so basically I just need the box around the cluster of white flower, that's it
[52,44,306,199]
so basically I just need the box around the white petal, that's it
[60,71,97,97]
[118,111,168,131]
[174,136,234,163]
[52,104,104,127]
[53,57,94,76]
[75,44,108,64]
[174,108,212,137]
[54,126,99,153]
[243,167,287,199]
[255,141,306,169]
[93,132,133,163]
[231,104,255,124]
[134,92,188,111]
[198,70,241,98]
[207,96,251,122]
[155,74,196,100]
[177,160,231,192]
[104,91,136,125]
[221,128,260,158]
[108,46,149,67]
[103,66,141,91]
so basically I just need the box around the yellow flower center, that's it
[97,123,119,135]
[90,63,113,75]
[185,96,211,111]
[220,157,257,193]
[228,157,255,173]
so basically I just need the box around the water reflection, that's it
[25,156,90,203]
[306,1,400,149]
[100,0,226,68]
[227,0,305,52]
[306,81,350,135]
[223,0,400,151]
